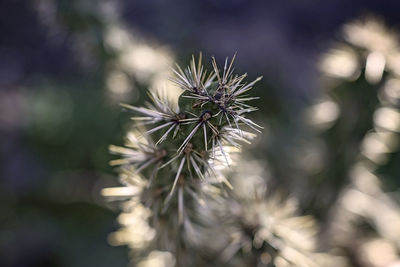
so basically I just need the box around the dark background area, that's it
[1,0,400,266]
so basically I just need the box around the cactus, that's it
[319,17,400,266]
[102,54,262,265]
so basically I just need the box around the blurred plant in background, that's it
[320,17,400,267]
[0,1,176,266]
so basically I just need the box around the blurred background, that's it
[2,0,400,266]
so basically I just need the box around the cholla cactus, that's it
[196,159,346,267]
[319,17,400,267]
[102,54,262,265]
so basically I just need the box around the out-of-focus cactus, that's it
[317,17,400,266]
[195,158,346,267]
